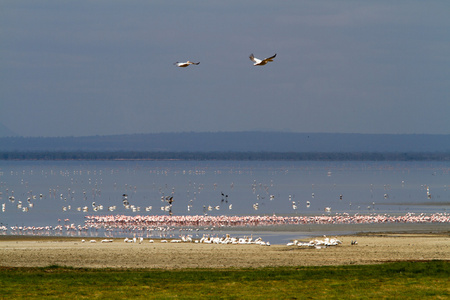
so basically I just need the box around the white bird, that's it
[174,61,200,67]
[249,53,276,66]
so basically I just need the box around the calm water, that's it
[1,160,449,243]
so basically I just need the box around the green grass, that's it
[1,261,449,299]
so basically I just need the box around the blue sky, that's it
[1,0,449,137]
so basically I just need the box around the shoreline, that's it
[1,232,448,269]
[2,222,449,246]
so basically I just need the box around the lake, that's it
[1,160,449,244]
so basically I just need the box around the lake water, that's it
[1,160,449,244]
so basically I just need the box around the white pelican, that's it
[249,53,276,66]
[174,61,200,67]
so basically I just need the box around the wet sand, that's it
[1,233,448,269]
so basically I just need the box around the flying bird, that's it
[174,61,200,67]
[249,53,276,66]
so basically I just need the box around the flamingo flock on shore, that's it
[83,212,450,229]
[0,213,450,237]
[1,212,448,237]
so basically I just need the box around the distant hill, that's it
[0,132,449,153]
[0,122,18,137]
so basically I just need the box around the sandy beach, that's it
[1,233,448,269]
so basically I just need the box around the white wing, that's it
[249,53,261,64]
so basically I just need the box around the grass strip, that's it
[0,261,448,299]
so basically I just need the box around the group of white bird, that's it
[80,234,270,246]
[287,236,342,249]
[198,234,270,246]
[124,237,145,243]
[81,239,113,243]
[174,53,277,67]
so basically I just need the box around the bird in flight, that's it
[249,53,276,66]
[174,61,200,67]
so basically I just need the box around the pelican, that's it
[249,53,276,66]
[174,61,200,67]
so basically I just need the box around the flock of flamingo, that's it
[2,212,448,239]
[83,212,450,228]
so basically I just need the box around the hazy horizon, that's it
[2,121,450,139]
[1,131,449,154]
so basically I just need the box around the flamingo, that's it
[249,53,276,66]
[174,61,200,67]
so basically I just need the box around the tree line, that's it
[0,151,449,161]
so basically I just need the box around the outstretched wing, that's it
[262,53,277,63]
[249,53,257,63]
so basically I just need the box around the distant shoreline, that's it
[1,151,450,161]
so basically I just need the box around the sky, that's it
[1,0,450,137]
